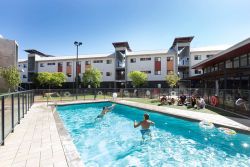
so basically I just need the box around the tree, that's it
[82,67,102,88]
[0,66,21,91]
[36,72,66,88]
[50,73,66,87]
[165,73,180,88]
[128,71,148,88]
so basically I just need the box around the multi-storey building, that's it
[0,36,19,91]
[18,36,227,88]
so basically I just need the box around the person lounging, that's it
[134,113,155,139]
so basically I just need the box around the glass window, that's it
[67,62,72,66]
[194,55,201,60]
[219,62,224,71]
[93,60,103,63]
[106,60,112,64]
[155,70,161,75]
[155,57,161,61]
[194,69,202,74]
[130,58,136,63]
[106,72,111,76]
[40,63,44,67]
[240,54,247,67]
[206,54,213,58]
[85,61,90,65]
[226,60,233,68]
[167,57,173,61]
[141,71,151,74]
[214,64,218,71]
[140,57,151,61]
[47,63,55,65]
[233,57,239,68]
[23,75,27,78]
[23,64,27,68]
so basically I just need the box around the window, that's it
[226,60,233,68]
[23,75,27,78]
[219,62,224,71]
[155,57,161,61]
[194,70,202,74]
[167,57,173,61]
[47,63,55,65]
[206,55,213,58]
[141,71,151,74]
[23,64,27,68]
[67,74,72,77]
[85,61,90,65]
[140,57,151,61]
[40,63,44,67]
[106,72,111,76]
[18,64,21,67]
[58,62,63,72]
[67,62,72,66]
[93,60,103,63]
[233,57,239,68]
[240,54,247,67]
[106,60,112,64]
[194,55,202,60]
[155,70,161,75]
[130,58,136,63]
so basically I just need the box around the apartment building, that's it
[18,36,227,88]
[0,36,19,91]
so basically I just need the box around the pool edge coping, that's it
[53,109,84,167]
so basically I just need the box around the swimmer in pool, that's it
[134,113,155,139]
[96,104,115,119]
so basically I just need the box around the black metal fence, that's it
[33,88,250,118]
[0,90,34,145]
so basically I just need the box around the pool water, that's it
[57,102,250,167]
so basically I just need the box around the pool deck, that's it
[0,99,249,167]
[116,100,250,133]
[0,103,83,167]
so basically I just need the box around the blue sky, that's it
[1,0,250,59]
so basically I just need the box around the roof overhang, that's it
[172,36,194,47]
[192,38,250,69]
[112,42,132,51]
[24,49,54,57]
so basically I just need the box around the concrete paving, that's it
[0,103,69,167]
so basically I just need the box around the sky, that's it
[1,0,250,59]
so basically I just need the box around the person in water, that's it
[96,104,115,118]
[134,113,155,139]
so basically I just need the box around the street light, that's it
[74,41,82,100]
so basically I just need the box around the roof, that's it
[112,42,132,51]
[172,36,194,46]
[25,49,54,57]
[35,53,115,62]
[126,49,169,56]
[190,45,232,52]
[192,37,250,69]
[18,59,27,63]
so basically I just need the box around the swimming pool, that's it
[57,102,250,167]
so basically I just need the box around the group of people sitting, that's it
[159,94,206,109]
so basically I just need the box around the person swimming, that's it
[134,113,155,139]
[96,104,115,119]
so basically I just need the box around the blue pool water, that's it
[57,102,250,167]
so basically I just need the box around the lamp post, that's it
[74,41,82,100]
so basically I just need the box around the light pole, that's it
[74,41,82,100]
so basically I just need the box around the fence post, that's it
[11,94,14,133]
[25,93,27,114]
[1,96,5,145]
[22,92,24,118]
[18,93,20,124]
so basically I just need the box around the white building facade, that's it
[18,37,229,88]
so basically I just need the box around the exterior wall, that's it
[18,62,28,83]
[190,50,221,76]
[126,53,175,82]
[35,57,115,82]
[0,38,18,91]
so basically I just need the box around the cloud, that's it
[0,34,3,38]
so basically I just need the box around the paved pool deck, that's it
[0,103,82,167]
[0,99,249,167]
